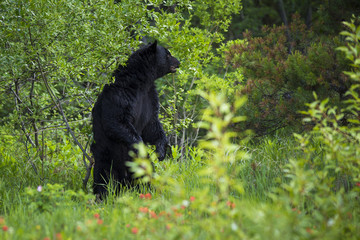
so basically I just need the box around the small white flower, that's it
[182,200,190,207]
[8,227,14,234]
[327,218,335,227]
[231,222,238,231]
[37,185,42,192]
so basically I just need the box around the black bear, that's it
[91,41,180,197]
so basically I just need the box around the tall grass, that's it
[0,99,304,239]
[0,121,298,240]
[1,132,358,239]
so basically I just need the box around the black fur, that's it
[91,41,180,197]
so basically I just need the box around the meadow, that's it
[1,1,359,239]
[1,91,359,239]
[0,130,306,240]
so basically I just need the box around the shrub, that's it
[223,13,350,134]
[272,15,360,239]
[0,0,242,191]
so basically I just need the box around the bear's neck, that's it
[113,61,158,88]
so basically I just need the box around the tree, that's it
[0,0,242,188]
[227,0,360,39]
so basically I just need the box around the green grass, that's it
[0,132,359,239]
[0,133,289,239]
[239,134,301,200]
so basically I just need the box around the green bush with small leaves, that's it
[0,0,242,192]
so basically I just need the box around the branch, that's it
[11,85,36,148]
[35,53,94,189]
[11,82,38,176]
[277,0,292,53]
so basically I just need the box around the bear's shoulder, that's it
[100,83,139,107]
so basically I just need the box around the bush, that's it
[0,0,242,192]
[223,13,350,134]
[271,15,360,239]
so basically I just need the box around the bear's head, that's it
[147,41,180,78]
[115,41,180,84]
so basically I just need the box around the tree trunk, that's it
[305,1,312,29]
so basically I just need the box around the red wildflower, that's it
[139,207,149,213]
[166,224,171,230]
[2,225,8,232]
[189,196,195,202]
[56,233,62,240]
[97,219,104,225]
[226,201,235,208]
[356,182,360,187]
[149,211,158,219]
[175,212,182,217]
[126,224,130,228]
[131,227,139,234]
[139,193,145,199]
[94,213,100,219]
[145,193,152,200]
[181,205,186,209]
[292,208,301,214]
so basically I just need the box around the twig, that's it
[11,84,36,147]
[35,53,94,189]
[11,82,38,175]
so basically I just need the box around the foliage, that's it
[0,125,85,211]
[24,184,91,213]
[227,0,360,39]
[0,0,242,188]
[0,91,279,240]
[223,13,350,134]
[271,15,360,239]
[195,91,249,199]
[0,0,138,189]
[150,0,243,146]
[0,2,360,240]
[1,68,359,239]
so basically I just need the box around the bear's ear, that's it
[148,40,157,52]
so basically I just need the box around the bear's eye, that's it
[165,49,171,58]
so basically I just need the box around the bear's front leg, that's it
[142,118,168,161]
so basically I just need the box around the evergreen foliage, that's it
[224,13,351,134]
